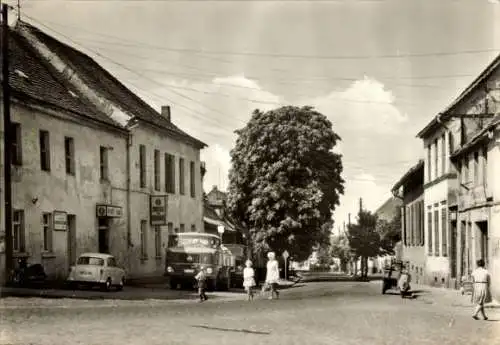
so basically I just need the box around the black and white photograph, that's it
[0,0,499,344]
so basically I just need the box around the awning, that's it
[203,217,236,232]
[203,216,222,226]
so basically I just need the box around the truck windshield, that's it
[167,252,215,265]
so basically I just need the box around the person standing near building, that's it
[243,259,256,301]
[195,266,208,302]
[471,259,491,320]
[265,252,280,300]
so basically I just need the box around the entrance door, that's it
[460,221,466,277]
[98,217,110,253]
[477,221,488,265]
[450,221,457,278]
[67,215,77,266]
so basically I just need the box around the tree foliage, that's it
[227,106,344,262]
[346,210,380,259]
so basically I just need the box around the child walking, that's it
[243,260,256,301]
[195,266,208,302]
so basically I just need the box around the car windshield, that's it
[77,256,105,266]
[167,252,215,265]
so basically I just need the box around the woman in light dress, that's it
[243,260,256,301]
[471,259,491,320]
[265,252,280,300]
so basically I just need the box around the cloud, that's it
[132,74,418,226]
[308,77,409,134]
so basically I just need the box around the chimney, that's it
[161,106,171,122]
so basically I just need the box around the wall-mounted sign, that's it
[53,211,68,231]
[150,195,167,225]
[96,204,123,218]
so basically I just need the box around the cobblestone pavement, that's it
[1,281,499,345]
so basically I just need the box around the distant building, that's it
[392,160,425,284]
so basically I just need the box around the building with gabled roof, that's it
[0,21,207,282]
[416,52,500,290]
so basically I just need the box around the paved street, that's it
[1,281,499,345]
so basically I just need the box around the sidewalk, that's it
[0,285,237,301]
[0,279,299,301]
[407,283,500,309]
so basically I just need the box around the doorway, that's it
[450,221,457,278]
[460,221,466,277]
[67,215,77,266]
[98,217,110,253]
[477,221,488,265]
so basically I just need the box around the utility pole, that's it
[348,213,351,225]
[2,3,13,286]
[359,198,363,213]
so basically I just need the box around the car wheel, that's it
[101,278,112,292]
[169,279,177,290]
[116,277,125,291]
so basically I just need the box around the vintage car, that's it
[67,253,126,291]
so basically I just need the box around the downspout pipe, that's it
[126,133,132,248]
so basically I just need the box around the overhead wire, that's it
[17,12,440,177]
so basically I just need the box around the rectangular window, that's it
[167,222,173,234]
[154,149,161,191]
[154,226,162,258]
[483,147,488,186]
[441,134,446,175]
[164,153,175,193]
[441,208,448,257]
[180,224,185,233]
[405,206,410,246]
[13,210,25,252]
[427,146,432,182]
[39,130,51,171]
[139,145,146,188]
[419,202,423,246]
[427,211,433,256]
[11,122,22,165]
[179,157,185,195]
[64,137,75,175]
[412,203,418,246]
[140,220,147,259]
[42,213,53,252]
[474,151,479,184]
[190,161,196,198]
[100,146,109,181]
[191,224,196,232]
[434,209,440,256]
[434,139,438,179]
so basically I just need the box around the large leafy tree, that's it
[227,106,344,262]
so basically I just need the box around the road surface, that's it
[1,281,498,345]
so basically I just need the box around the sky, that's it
[10,0,500,234]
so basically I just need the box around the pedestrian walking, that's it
[471,259,491,320]
[264,252,280,300]
[195,266,208,302]
[243,259,256,301]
